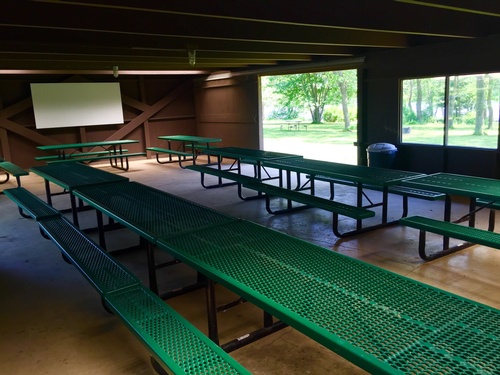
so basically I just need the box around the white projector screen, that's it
[31,82,124,129]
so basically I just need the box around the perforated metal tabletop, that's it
[401,172,500,201]
[263,158,423,186]
[202,147,302,162]
[73,181,237,243]
[158,220,500,374]
[30,162,129,191]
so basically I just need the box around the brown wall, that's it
[193,75,259,148]
[0,75,197,168]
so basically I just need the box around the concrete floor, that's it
[2,158,500,375]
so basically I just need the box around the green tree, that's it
[266,70,357,126]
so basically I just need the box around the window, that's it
[401,73,500,149]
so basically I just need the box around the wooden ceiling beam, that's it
[5,2,410,48]
[32,0,499,37]
[0,26,362,56]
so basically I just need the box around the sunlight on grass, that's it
[263,121,358,164]
[402,123,498,148]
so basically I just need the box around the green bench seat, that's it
[47,152,146,171]
[0,161,29,187]
[244,181,375,237]
[146,147,194,157]
[106,286,251,375]
[39,216,142,296]
[186,164,258,185]
[147,147,195,167]
[4,187,61,220]
[475,199,500,231]
[35,149,128,162]
[400,215,500,260]
[244,182,375,219]
[47,152,146,163]
[6,187,250,375]
[186,164,260,200]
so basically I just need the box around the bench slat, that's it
[106,286,251,375]
[4,187,61,220]
[0,161,29,177]
[146,147,194,157]
[35,150,128,161]
[400,215,500,249]
[186,164,259,185]
[476,199,500,210]
[47,152,146,163]
[39,216,141,295]
[244,182,375,220]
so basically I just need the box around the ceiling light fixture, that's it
[188,50,196,66]
[112,66,119,78]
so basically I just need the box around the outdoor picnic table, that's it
[151,135,222,166]
[157,135,221,149]
[72,181,237,295]
[37,139,139,159]
[202,146,303,180]
[37,139,141,170]
[400,172,500,252]
[261,158,423,234]
[30,162,129,226]
[157,218,500,374]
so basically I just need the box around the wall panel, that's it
[0,75,196,168]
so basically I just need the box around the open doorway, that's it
[260,70,358,164]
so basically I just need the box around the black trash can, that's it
[366,143,397,168]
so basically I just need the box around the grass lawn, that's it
[401,122,498,148]
[263,121,357,144]
[263,120,499,164]
[263,121,358,163]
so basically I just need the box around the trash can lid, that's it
[366,143,398,152]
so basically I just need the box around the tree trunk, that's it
[448,76,458,129]
[338,79,351,130]
[474,75,485,135]
[311,106,322,124]
[416,80,423,123]
[486,75,494,130]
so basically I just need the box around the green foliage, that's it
[268,107,300,120]
[402,106,417,124]
[262,70,357,125]
[322,110,339,123]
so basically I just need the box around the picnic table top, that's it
[30,162,128,191]
[157,218,500,375]
[202,146,303,162]
[158,135,222,143]
[73,181,236,243]
[401,172,500,201]
[263,158,423,186]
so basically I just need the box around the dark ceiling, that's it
[1,0,500,75]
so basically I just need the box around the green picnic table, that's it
[149,135,222,167]
[197,146,303,198]
[400,172,500,259]
[30,162,129,226]
[72,181,237,295]
[37,139,141,170]
[157,218,500,374]
[262,158,423,236]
